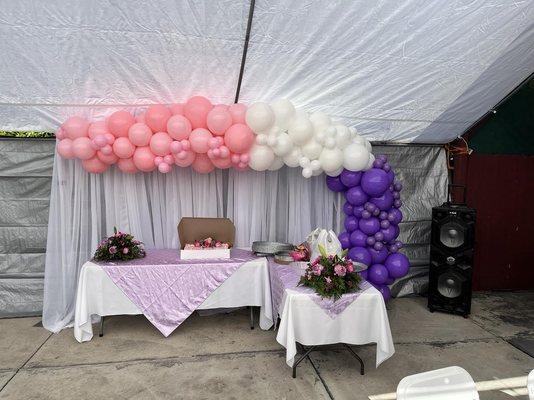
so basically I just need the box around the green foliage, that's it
[0,131,55,138]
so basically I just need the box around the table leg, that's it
[292,345,316,378]
[99,316,105,337]
[250,306,254,330]
[343,344,365,375]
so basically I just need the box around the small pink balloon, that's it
[154,156,163,166]
[145,104,171,133]
[207,107,232,136]
[184,96,213,129]
[214,104,229,110]
[133,146,156,172]
[208,137,220,149]
[234,163,248,171]
[231,154,241,164]
[189,128,212,154]
[63,116,89,139]
[113,137,136,159]
[135,112,146,124]
[94,134,108,148]
[170,141,182,154]
[57,139,75,159]
[174,150,196,167]
[107,111,134,138]
[224,123,255,154]
[219,146,230,158]
[117,158,138,173]
[88,121,109,139]
[97,150,119,165]
[238,162,247,169]
[90,140,100,151]
[72,137,96,160]
[207,149,215,159]
[82,156,109,174]
[192,153,215,174]
[211,156,233,169]
[158,162,171,173]
[105,133,115,144]
[163,154,174,164]
[169,103,184,115]
[55,127,66,140]
[240,153,250,163]
[167,115,192,141]
[128,123,153,146]
[100,145,113,155]
[181,139,191,151]
[212,148,221,157]
[150,132,173,156]
[228,103,247,124]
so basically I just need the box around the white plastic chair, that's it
[397,366,479,400]
[528,369,534,400]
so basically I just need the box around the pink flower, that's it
[109,246,117,254]
[215,241,222,248]
[122,247,129,254]
[311,257,320,266]
[334,264,347,277]
[325,276,332,284]
[312,264,324,276]
[346,264,354,273]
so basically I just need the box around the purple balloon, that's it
[389,244,399,253]
[359,217,380,235]
[346,186,369,206]
[392,191,400,199]
[365,202,376,212]
[360,269,369,280]
[379,211,388,220]
[381,225,398,242]
[352,205,365,218]
[394,182,403,191]
[350,230,368,247]
[340,170,362,187]
[373,159,384,168]
[395,240,403,249]
[344,216,359,232]
[394,199,403,208]
[366,236,376,246]
[372,208,380,216]
[374,231,384,241]
[377,154,387,162]
[377,285,391,301]
[338,231,351,249]
[380,220,390,229]
[388,209,403,225]
[361,168,390,197]
[368,264,389,285]
[385,252,410,278]
[374,241,384,250]
[383,163,391,172]
[385,277,395,285]
[361,210,371,219]
[371,191,394,211]
[326,175,347,192]
[343,201,354,216]
[386,170,395,184]
[369,247,388,264]
[348,246,372,266]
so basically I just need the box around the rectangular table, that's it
[74,249,273,342]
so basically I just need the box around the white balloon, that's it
[288,115,314,145]
[335,125,351,147]
[326,126,337,136]
[249,144,275,171]
[301,139,323,160]
[312,168,323,176]
[343,143,370,171]
[352,135,366,145]
[246,102,275,133]
[283,148,302,167]
[315,131,326,144]
[310,111,331,132]
[324,137,336,149]
[310,159,321,171]
[268,125,281,135]
[299,156,311,168]
[267,134,278,147]
[349,126,357,136]
[256,133,268,145]
[365,153,375,170]
[302,168,313,178]
[319,148,344,172]
[270,99,295,130]
[326,167,344,177]
[364,139,372,153]
[273,133,293,156]
[268,156,285,171]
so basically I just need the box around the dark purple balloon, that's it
[343,201,354,216]
[389,245,399,253]
[373,159,384,169]
[385,252,410,278]
[371,191,394,211]
[326,175,347,192]
[344,216,359,232]
[361,168,390,197]
[394,199,403,208]
[369,247,388,264]
[392,191,400,199]
[377,154,387,162]
[386,170,395,184]
[383,163,391,172]
[385,277,395,285]
[350,230,367,247]
[368,263,389,285]
[361,210,371,219]
[374,241,384,250]
[395,240,403,249]
[359,217,380,235]
[374,231,384,241]
[380,220,391,229]
[338,231,351,249]
[360,269,369,280]
[394,182,403,191]
[378,284,391,301]
[365,202,376,212]
[348,246,372,266]
[381,225,398,242]
[340,170,362,188]
[388,209,403,225]
[346,186,369,206]
[379,211,388,220]
[366,236,376,246]
[372,208,380,216]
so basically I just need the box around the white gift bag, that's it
[306,229,342,261]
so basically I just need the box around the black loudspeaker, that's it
[428,201,476,317]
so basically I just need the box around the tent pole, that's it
[234,0,256,103]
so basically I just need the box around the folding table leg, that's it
[99,316,105,337]
[343,344,365,375]
[292,345,316,378]
[250,306,254,330]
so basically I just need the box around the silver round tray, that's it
[252,241,294,255]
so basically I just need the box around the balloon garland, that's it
[326,155,410,300]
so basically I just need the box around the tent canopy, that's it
[0,0,533,143]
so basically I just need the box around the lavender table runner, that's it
[97,249,257,336]
[269,259,372,319]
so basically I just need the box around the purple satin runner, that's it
[269,259,372,319]
[98,249,258,336]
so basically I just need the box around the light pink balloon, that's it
[91,140,101,151]
[158,162,172,173]
[117,158,138,173]
[207,149,214,159]
[174,150,196,167]
[212,148,221,157]
[228,103,247,124]
[170,141,182,154]
[181,139,191,151]
[207,107,232,136]
[107,111,135,138]
[57,139,75,159]
[82,157,109,174]
[105,133,115,144]
[167,115,192,141]
[224,124,255,154]
[211,155,233,169]
[192,153,215,174]
[240,153,250,163]
[128,123,153,146]
[100,145,113,155]
[231,154,240,164]
[189,128,212,154]
[145,105,171,133]
[170,103,184,116]
[88,121,109,139]
[72,137,96,160]
[219,146,230,158]
[63,116,89,139]
[150,132,172,156]
[55,127,66,140]
[184,96,213,129]
[234,163,249,171]
[163,154,174,164]
[208,137,220,149]
[97,150,119,165]
[135,112,146,124]
[154,156,163,166]
[94,134,108,148]
[113,137,136,159]
[133,146,156,172]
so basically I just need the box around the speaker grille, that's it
[437,271,465,298]
[439,221,465,248]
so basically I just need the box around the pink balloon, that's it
[219,146,230,158]
[163,154,174,164]
[234,163,249,171]
[181,139,191,151]
[100,145,113,155]
[169,103,184,115]
[224,124,255,154]
[212,148,221,157]
[105,133,115,144]
[228,103,247,124]
[90,140,101,151]
[207,107,232,136]
[94,134,108,148]
[72,137,96,160]
[189,128,212,154]
[170,141,182,154]
[113,137,136,159]
[158,162,172,173]
[207,149,214,159]
[88,121,109,139]
[117,158,138,173]
[107,111,135,138]
[63,116,89,139]
[57,139,75,159]
[97,150,119,165]
[82,157,109,174]
[150,132,172,156]
[55,127,66,140]
[184,96,213,129]
[174,150,196,167]
[192,153,215,174]
[145,105,171,133]
[167,115,192,141]
[133,146,156,172]
[128,123,153,146]
[211,155,233,169]
[240,153,250,163]
[208,137,220,149]
[231,154,240,164]
[135,112,146,124]
[154,156,163,166]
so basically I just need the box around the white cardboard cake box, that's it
[180,248,231,260]
[177,217,235,260]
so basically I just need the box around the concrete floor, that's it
[0,292,533,400]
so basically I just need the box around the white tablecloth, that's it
[74,256,273,342]
[276,286,395,368]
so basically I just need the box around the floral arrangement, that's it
[93,227,146,262]
[289,243,311,262]
[299,245,361,300]
[184,237,231,250]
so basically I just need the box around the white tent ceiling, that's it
[0,0,532,143]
